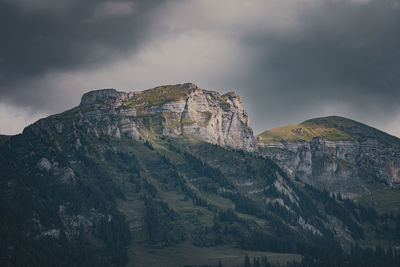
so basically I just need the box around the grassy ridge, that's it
[257,121,352,143]
[121,84,195,112]
[257,116,400,144]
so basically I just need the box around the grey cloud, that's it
[91,1,136,21]
[0,0,164,104]
[223,0,400,133]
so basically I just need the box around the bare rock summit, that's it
[33,83,257,152]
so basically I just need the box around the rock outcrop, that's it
[32,83,257,152]
[258,117,400,194]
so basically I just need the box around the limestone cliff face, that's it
[33,83,257,152]
[259,134,400,194]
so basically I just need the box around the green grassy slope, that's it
[257,116,400,145]
[121,84,195,113]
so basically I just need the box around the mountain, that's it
[258,116,400,145]
[77,83,256,152]
[257,116,400,213]
[1,85,400,267]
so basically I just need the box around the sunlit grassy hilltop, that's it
[257,116,400,145]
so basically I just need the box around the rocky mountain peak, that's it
[81,88,119,105]
[41,83,257,152]
[257,116,400,192]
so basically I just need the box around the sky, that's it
[1,0,400,136]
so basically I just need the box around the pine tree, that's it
[244,254,251,267]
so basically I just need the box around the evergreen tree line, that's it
[241,244,400,267]
[143,196,185,247]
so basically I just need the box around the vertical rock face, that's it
[177,90,256,151]
[80,89,125,104]
[34,83,257,152]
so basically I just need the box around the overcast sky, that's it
[1,0,400,136]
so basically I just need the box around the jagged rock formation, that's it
[41,83,256,152]
[257,116,400,195]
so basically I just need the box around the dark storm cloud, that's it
[0,0,164,105]
[251,0,400,98]
[231,0,400,132]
